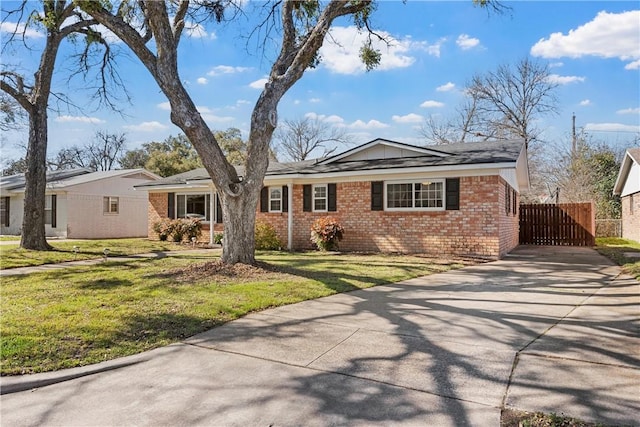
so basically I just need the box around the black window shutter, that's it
[167,193,175,218]
[445,178,460,211]
[260,187,269,212]
[512,189,517,215]
[371,181,383,211]
[303,185,311,212]
[328,183,337,212]
[216,194,223,223]
[282,185,288,212]
[4,196,9,227]
[51,194,57,228]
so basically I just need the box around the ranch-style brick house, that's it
[613,147,640,243]
[0,168,159,239]
[136,138,529,259]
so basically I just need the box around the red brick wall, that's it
[148,175,520,258]
[498,178,520,257]
[621,193,640,242]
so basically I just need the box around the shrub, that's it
[213,232,223,245]
[310,216,344,251]
[152,218,173,241]
[182,218,202,242]
[152,218,202,243]
[255,221,282,250]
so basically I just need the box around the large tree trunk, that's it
[20,109,51,250]
[219,186,261,265]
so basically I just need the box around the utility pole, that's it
[572,113,577,156]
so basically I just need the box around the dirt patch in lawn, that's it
[163,260,282,283]
[500,409,611,427]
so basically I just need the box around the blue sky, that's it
[1,1,639,162]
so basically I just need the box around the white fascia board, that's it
[264,162,516,185]
[134,183,211,192]
[613,152,634,195]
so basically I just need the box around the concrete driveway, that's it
[2,246,638,426]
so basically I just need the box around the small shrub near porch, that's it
[310,216,344,251]
[152,218,202,243]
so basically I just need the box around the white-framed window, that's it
[385,180,444,211]
[313,184,327,212]
[176,193,210,221]
[269,187,282,212]
[103,196,119,214]
[44,195,53,224]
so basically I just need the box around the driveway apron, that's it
[2,246,638,426]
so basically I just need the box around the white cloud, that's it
[392,113,424,124]
[617,107,640,115]
[436,82,456,92]
[309,98,321,103]
[420,100,445,108]
[319,26,439,75]
[201,114,235,124]
[54,115,105,124]
[585,123,640,133]
[197,77,208,85]
[347,119,389,130]
[456,34,480,50]
[549,62,564,68]
[0,21,44,38]
[546,74,585,85]
[249,78,268,89]
[305,112,345,125]
[157,102,171,111]
[207,65,251,76]
[625,60,640,70]
[185,22,208,38]
[531,10,640,69]
[579,99,592,106]
[124,121,169,132]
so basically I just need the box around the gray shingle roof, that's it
[136,139,525,188]
[0,168,91,191]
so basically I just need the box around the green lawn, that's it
[0,236,20,242]
[595,237,640,279]
[0,251,466,375]
[0,238,190,269]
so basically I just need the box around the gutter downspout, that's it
[209,187,214,246]
[287,182,293,250]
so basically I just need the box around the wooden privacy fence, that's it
[519,203,595,246]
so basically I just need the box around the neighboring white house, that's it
[0,168,160,238]
[613,147,640,243]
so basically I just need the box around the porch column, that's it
[209,187,214,246]
[287,182,293,250]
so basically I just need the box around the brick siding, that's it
[148,175,520,258]
[621,193,640,243]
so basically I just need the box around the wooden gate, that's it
[519,203,595,246]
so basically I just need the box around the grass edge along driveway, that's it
[1,250,471,375]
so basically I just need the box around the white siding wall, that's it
[621,161,640,197]
[1,194,23,236]
[0,193,67,237]
[64,174,152,238]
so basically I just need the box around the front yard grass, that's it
[0,238,190,269]
[595,237,640,279]
[0,251,468,375]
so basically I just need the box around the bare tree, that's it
[1,1,124,250]
[47,131,127,171]
[79,0,501,264]
[0,92,26,132]
[420,58,558,147]
[467,57,558,147]
[274,116,352,161]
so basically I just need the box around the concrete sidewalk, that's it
[0,247,220,276]
[1,246,638,426]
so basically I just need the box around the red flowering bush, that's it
[310,216,344,251]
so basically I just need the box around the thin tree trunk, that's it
[20,109,52,250]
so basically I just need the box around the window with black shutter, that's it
[445,178,459,211]
[303,185,312,212]
[168,192,175,218]
[371,181,383,211]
